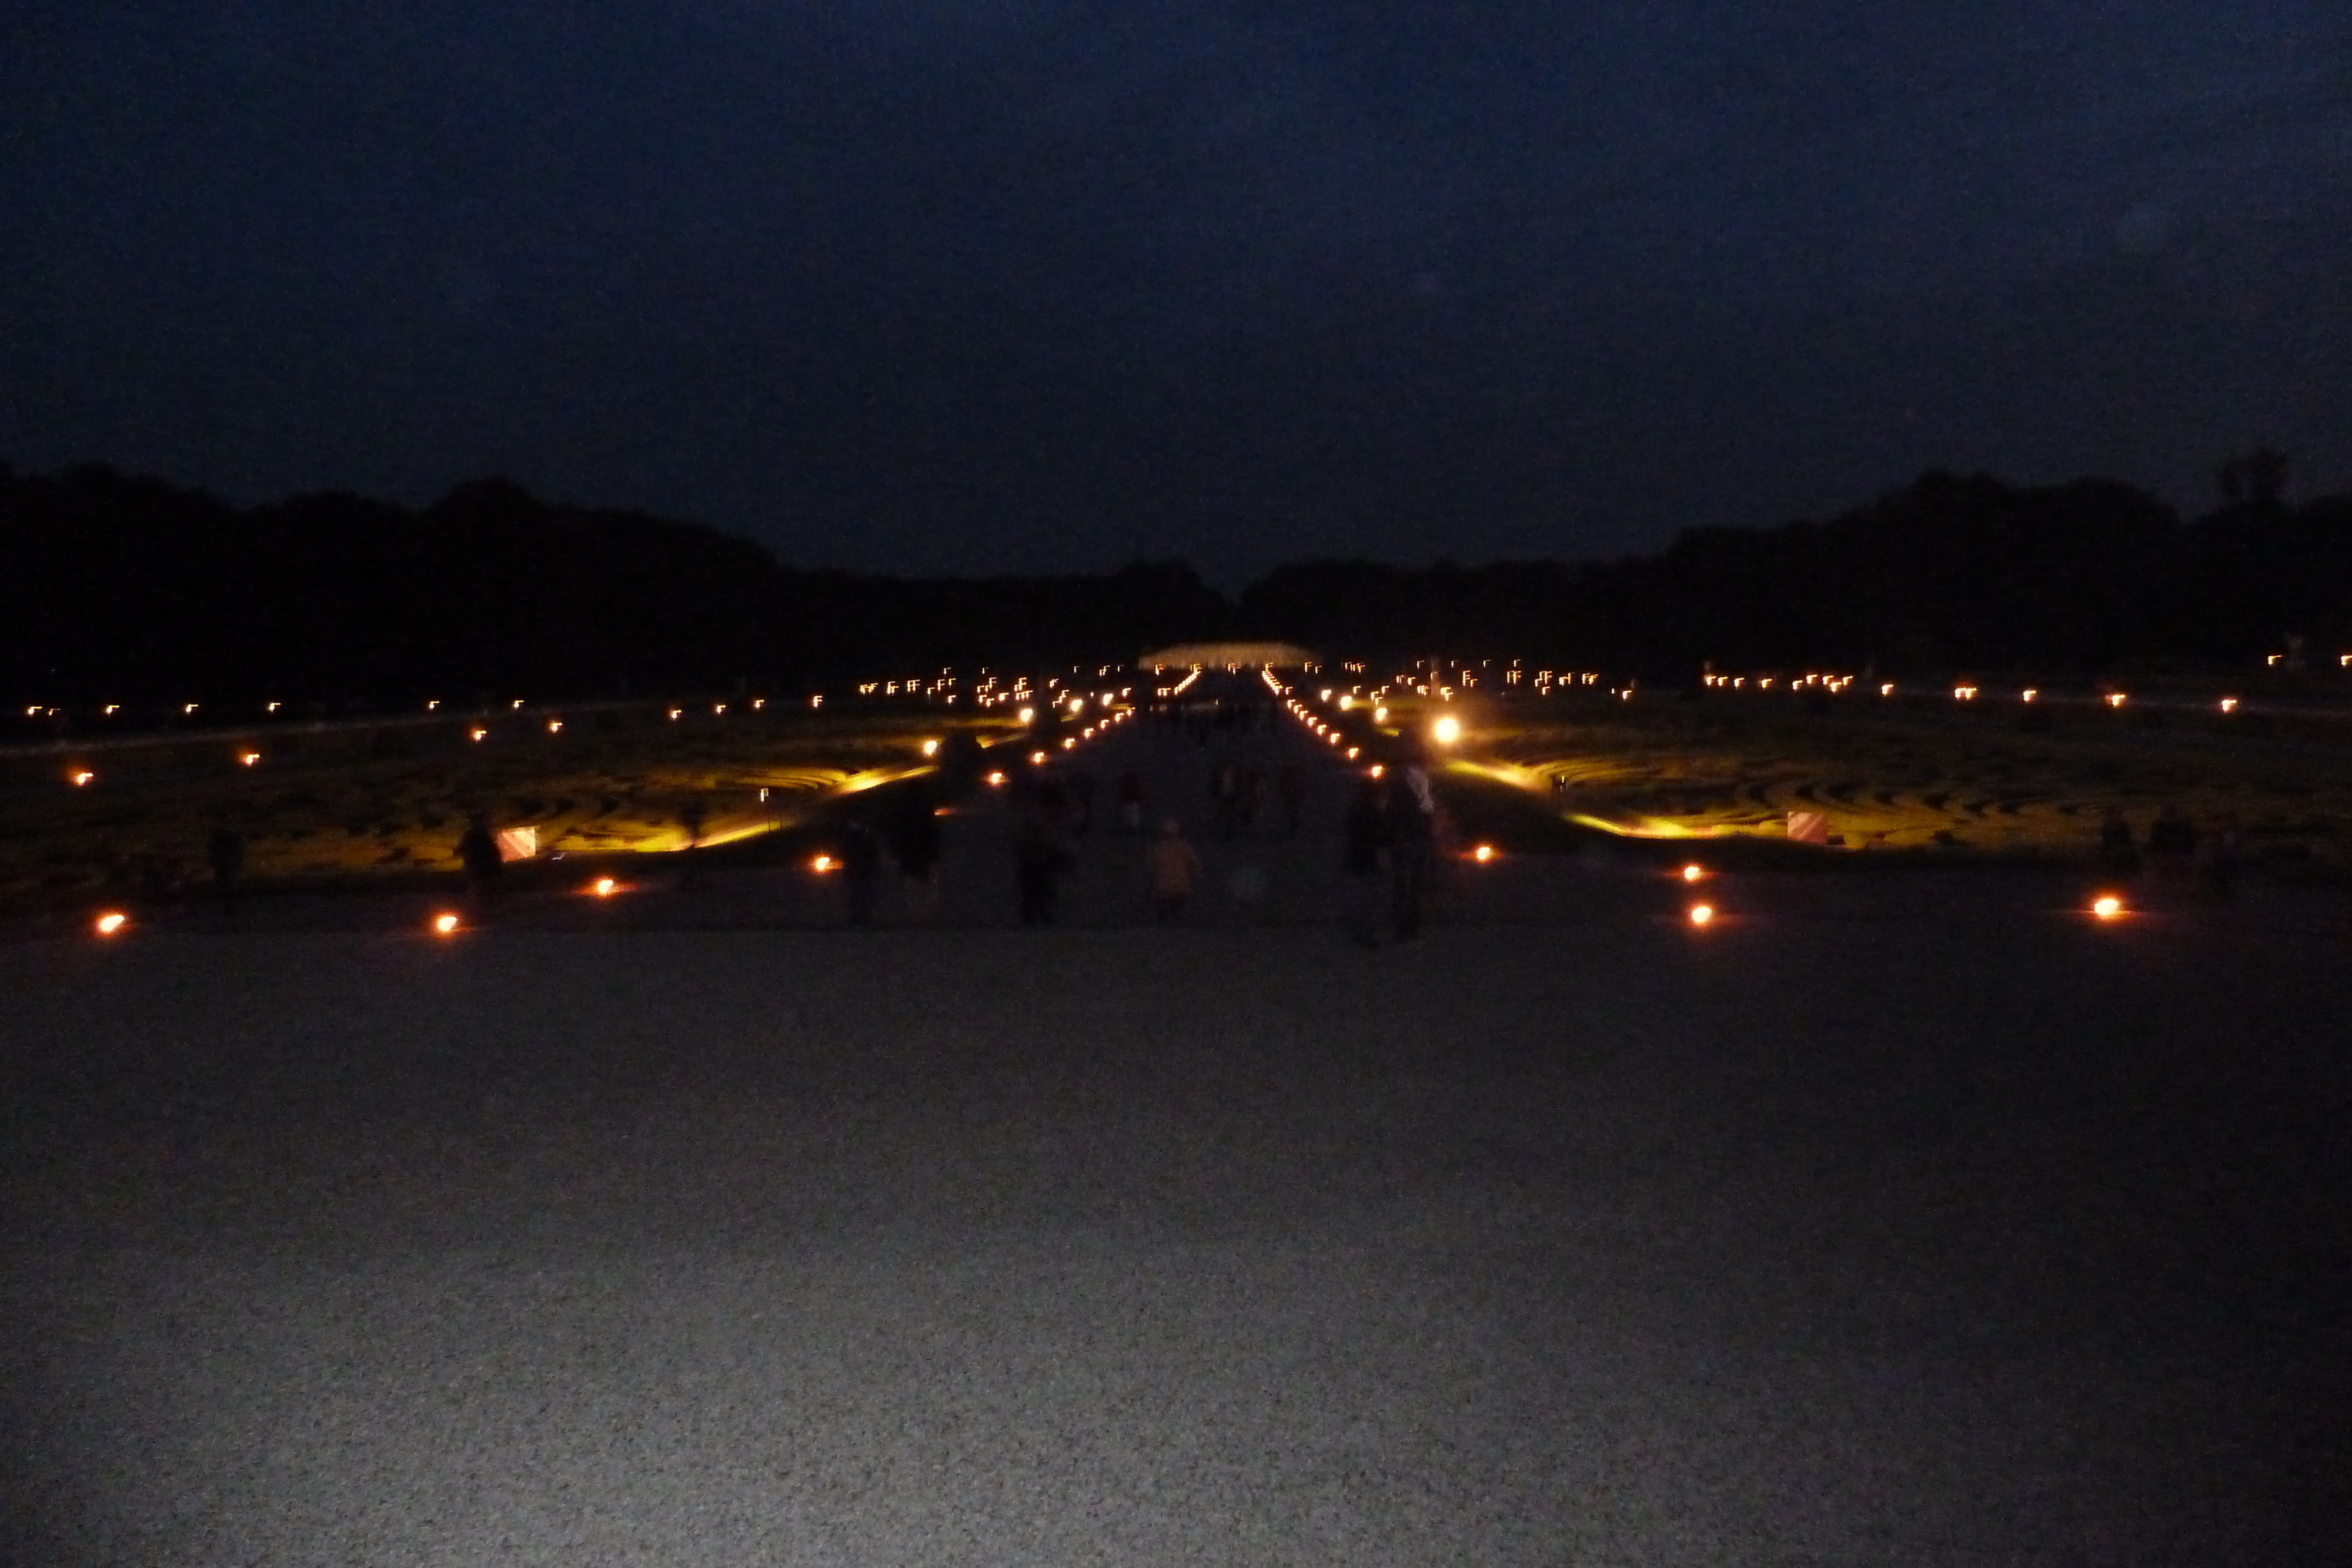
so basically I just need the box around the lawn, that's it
[1417,690,2352,868]
[0,706,1008,907]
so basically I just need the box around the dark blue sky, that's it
[4,2,2348,580]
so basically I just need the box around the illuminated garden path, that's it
[4,737,2348,1562]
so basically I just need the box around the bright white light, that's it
[432,912,461,936]
[1687,904,1715,927]
[1682,864,1705,882]
[239,751,260,766]
[94,911,128,936]
[1017,707,1035,725]
[1374,707,1389,723]
[1431,714,1462,745]
[2092,895,2123,920]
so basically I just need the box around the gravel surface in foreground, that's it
[3,890,2347,1564]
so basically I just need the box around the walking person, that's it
[206,824,246,914]
[1145,817,1203,924]
[457,813,503,908]
[1341,775,1392,947]
[1014,813,1075,925]
[1387,754,1438,940]
[839,814,883,927]
[888,782,943,922]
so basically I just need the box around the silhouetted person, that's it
[1278,763,1305,837]
[2145,803,2197,890]
[1212,760,1242,838]
[457,814,502,904]
[1146,817,1202,923]
[678,799,709,848]
[1033,771,1070,832]
[1387,758,1438,940]
[1342,776,1393,947]
[206,824,245,913]
[840,815,882,927]
[2096,808,2139,877]
[1014,814,1074,925]
[888,784,943,921]
[2204,814,2244,898]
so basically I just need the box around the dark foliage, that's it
[1241,467,2352,676]
[6,459,2347,704]
[0,465,1227,703]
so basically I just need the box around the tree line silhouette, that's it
[4,455,2346,708]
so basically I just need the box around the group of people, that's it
[1209,759,1307,838]
[1341,756,1441,946]
[2097,804,2245,895]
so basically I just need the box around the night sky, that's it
[4,3,2348,581]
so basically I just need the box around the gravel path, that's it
[3,722,2348,1564]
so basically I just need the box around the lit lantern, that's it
[1472,844,1497,864]
[590,877,619,897]
[921,739,940,757]
[1687,904,1715,927]
[1682,864,1705,882]
[1374,707,1389,723]
[1030,750,1047,765]
[94,911,128,937]
[2092,895,2124,920]
[432,912,461,936]
[546,720,562,733]
[266,701,280,713]
[2021,688,2038,703]
[2106,693,2127,708]
[70,770,93,787]
[1879,684,1895,697]
[1368,764,1385,779]
[811,855,836,874]
[2219,697,2239,713]
[470,728,487,742]
[985,771,1007,787]
[1017,707,1035,724]
[1431,715,1462,745]
[239,751,260,766]
[1345,747,1359,759]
